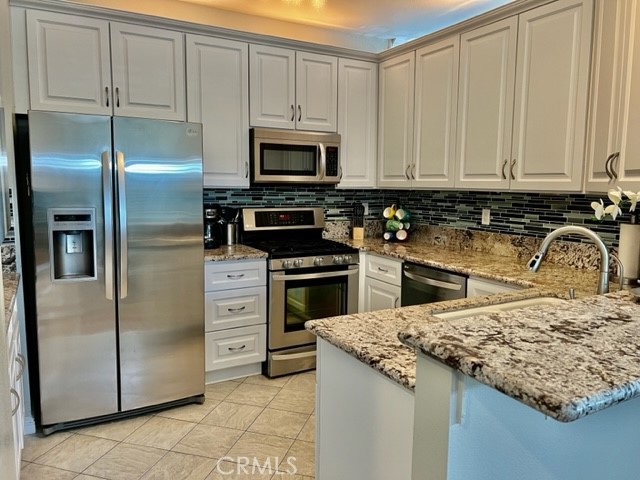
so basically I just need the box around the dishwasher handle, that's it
[403,270,463,291]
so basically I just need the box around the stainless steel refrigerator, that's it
[23,111,204,433]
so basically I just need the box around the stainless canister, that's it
[226,223,237,245]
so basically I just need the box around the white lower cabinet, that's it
[362,254,403,312]
[204,260,267,383]
[6,302,24,480]
[205,325,266,372]
[467,276,522,297]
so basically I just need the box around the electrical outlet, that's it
[363,203,369,216]
[481,208,491,225]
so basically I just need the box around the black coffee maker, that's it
[204,204,222,249]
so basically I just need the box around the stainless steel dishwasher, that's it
[401,262,467,306]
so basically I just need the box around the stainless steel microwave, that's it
[250,128,341,184]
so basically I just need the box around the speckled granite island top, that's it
[204,244,268,262]
[4,272,19,331]
[400,291,640,422]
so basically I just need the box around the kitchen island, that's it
[306,237,640,480]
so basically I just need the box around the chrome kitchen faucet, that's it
[527,226,610,295]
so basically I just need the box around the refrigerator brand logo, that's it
[215,456,298,475]
[186,127,199,137]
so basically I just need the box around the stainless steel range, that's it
[242,207,359,377]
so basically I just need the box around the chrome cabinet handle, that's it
[610,152,620,180]
[510,159,516,180]
[116,151,128,299]
[405,164,411,180]
[228,345,246,352]
[227,273,245,279]
[15,353,25,381]
[115,87,120,108]
[105,86,110,107]
[290,105,295,121]
[10,388,20,416]
[297,105,302,122]
[245,161,249,179]
[102,151,114,301]
[502,159,508,180]
[227,306,246,313]
[604,153,615,181]
[403,270,463,290]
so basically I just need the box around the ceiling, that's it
[176,0,517,46]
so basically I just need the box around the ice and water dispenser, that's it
[48,208,97,281]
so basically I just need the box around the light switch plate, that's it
[481,208,491,225]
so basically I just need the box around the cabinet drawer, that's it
[205,260,266,291]
[365,254,403,286]
[205,324,266,371]
[205,286,266,332]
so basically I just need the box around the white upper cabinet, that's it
[455,17,517,190]
[510,0,592,191]
[337,58,378,188]
[249,45,337,131]
[26,10,186,120]
[413,37,460,188]
[110,23,185,120]
[26,10,112,115]
[377,51,415,188]
[187,34,249,187]
[586,0,640,192]
[456,0,591,192]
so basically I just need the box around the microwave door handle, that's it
[318,142,326,180]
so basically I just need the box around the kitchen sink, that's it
[434,296,567,320]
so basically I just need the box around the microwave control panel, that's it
[326,146,339,177]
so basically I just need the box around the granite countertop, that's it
[204,244,268,262]
[400,291,640,422]
[4,272,20,331]
[305,237,640,422]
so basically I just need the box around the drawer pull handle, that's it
[227,306,246,313]
[228,344,246,352]
[10,388,20,416]
[377,267,389,273]
[227,274,245,279]
[15,353,26,381]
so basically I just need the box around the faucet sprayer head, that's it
[527,251,545,272]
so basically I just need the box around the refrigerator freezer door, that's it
[29,111,118,425]
[113,117,204,411]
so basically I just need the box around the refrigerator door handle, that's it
[116,151,128,299]
[102,151,114,300]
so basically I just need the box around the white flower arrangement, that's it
[591,187,640,221]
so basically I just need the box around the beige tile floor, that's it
[20,372,316,480]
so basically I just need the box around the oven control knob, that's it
[294,258,303,268]
[282,260,292,269]
[343,255,353,264]
[333,255,344,265]
[313,257,324,266]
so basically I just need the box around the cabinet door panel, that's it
[110,23,185,120]
[378,52,415,188]
[337,58,377,188]
[364,277,401,312]
[618,0,640,188]
[511,0,591,191]
[413,37,459,188]
[296,52,337,132]
[26,10,111,114]
[249,45,295,129]
[187,35,249,187]
[456,18,517,189]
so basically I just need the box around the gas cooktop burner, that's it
[246,238,356,258]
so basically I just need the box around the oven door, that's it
[269,265,359,350]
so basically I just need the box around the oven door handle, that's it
[272,351,316,361]
[272,268,359,282]
[403,270,463,291]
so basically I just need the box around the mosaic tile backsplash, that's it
[204,186,625,247]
